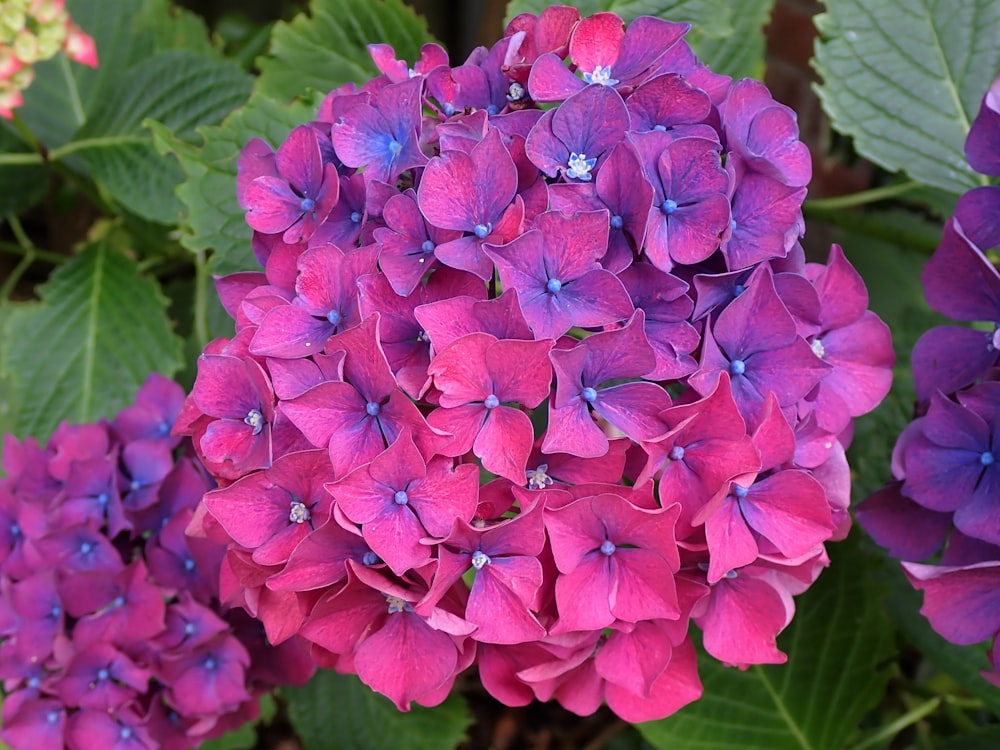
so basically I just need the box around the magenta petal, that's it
[704,494,758,582]
[912,325,997,401]
[244,177,303,234]
[543,398,608,458]
[609,547,680,622]
[856,482,951,561]
[699,573,789,665]
[595,620,673,698]
[922,219,1000,321]
[592,381,671,441]
[474,407,535,484]
[552,557,614,631]
[250,305,334,357]
[526,52,586,101]
[966,73,1000,175]
[904,562,1000,645]
[468,557,546,644]
[740,471,834,558]
[354,611,459,709]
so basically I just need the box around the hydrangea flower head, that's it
[0,375,314,750]
[195,6,893,720]
[858,69,1000,685]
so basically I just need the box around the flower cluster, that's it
[0,0,97,119]
[0,374,314,750]
[182,7,893,721]
[858,72,1000,684]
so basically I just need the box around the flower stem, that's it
[803,181,923,211]
[846,696,940,750]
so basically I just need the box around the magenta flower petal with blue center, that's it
[485,209,634,340]
[524,84,630,181]
[332,77,428,185]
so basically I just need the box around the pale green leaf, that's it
[63,50,251,224]
[285,670,472,750]
[148,93,319,275]
[503,0,733,39]
[255,0,437,103]
[638,536,895,750]
[0,240,183,442]
[813,0,1000,195]
[688,1,775,80]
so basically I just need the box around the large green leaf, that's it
[15,0,223,149]
[148,93,318,275]
[0,239,183,441]
[638,536,895,750]
[285,670,472,750]
[255,0,436,103]
[813,0,1000,195]
[64,50,251,224]
[503,0,733,38]
[688,1,775,80]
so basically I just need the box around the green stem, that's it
[6,214,34,250]
[7,112,42,152]
[193,250,210,350]
[804,181,924,211]
[804,205,941,255]
[0,241,66,265]
[0,152,45,165]
[0,251,35,300]
[846,697,941,750]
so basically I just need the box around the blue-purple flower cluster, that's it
[0,375,313,750]
[858,72,1000,685]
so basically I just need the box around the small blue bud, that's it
[300,197,315,213]
[610,214,623,229]
[362,551,379,566]
[982,451,995,466]
[484,394,500,409]
[669,445,685,461]
[203,656,217,671]
[600,540,616,556]
[421,239,435,253]
[734,485,749,500]
[661,199,678,215]
[350,211,362,224]
[473,223,491,239]
[582,387,598,403]
[388,139,403,155]
[730,359,746,376]
[326,309,342,325]
[366,401,381,417]
[546,278,563,294]
[394,490,409,505]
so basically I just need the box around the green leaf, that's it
[148,92,318,275]
[255,0,437,103]
[638,535,895,750]
[813,0,1000,195]
[935,726,1000,750]
[285,670,472,750]
[0,239,183,442]
[688,1,775,80]
[16,0,226,149]
[0,123,48,215]
[503,0,733,39]
[62,49,252,224]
